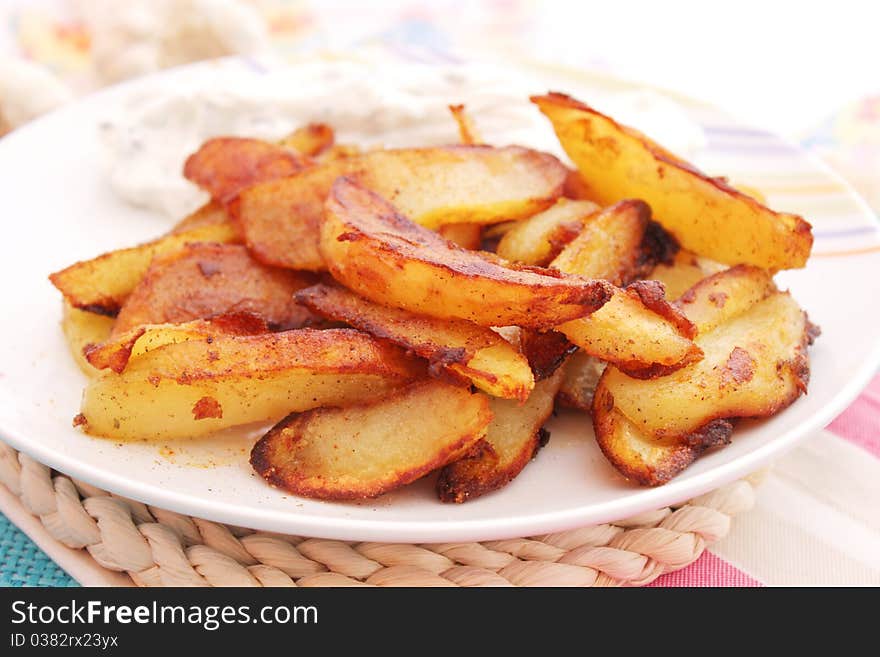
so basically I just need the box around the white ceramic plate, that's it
[2,55,879,543]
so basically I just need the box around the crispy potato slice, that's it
[277,123,335,156]
[183,137,313,204]
[438,223,482,250]
[602,291,812,440]
[85,312,268,374]
[112,243,318,335]
[556,349,605,411]
[321,178,614,328]
[675,264,777,335]
[168,200,230,235]
[496,199,599,266]
[448,104,483,145]
[562,168,595,201]
[48,222,240,315]
[437,368,564,503]
[551,200,678,287]
[648,250,725,300]
[533,93,813,270]
[78,329,422,441]
[520,329,577,381]
[61,302,115,376]
[592,391,734,486]
[296,283,534,400]
[557,284,701,378]
[251,380,492,500]
[544,199,698,376]
[233,145,567,270]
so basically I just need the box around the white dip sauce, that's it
[100,56,705,220]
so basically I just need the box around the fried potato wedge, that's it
[112,243,318,335]
[437,368,564,503]
[533,93,813,270]
[234,145,567,270]
[648,250,725,300]
[496,199,599,266]
[168,200,230,235]
[556,349,605,411]
[592,392,734,486]
[520,329,577,381]
[48,222,240,315]
[78,329,421,441]
[438,223,482,250]
[183,137,313,204]
[85,312,268,374]
[601,289,813,440]
[557,285,701,378]
[552,200,676,287]
[321,178,614,328]
[251,380,492,500]
[296,283,534,400]
[675,264,776,335]
[277,123,335,157]
[61,302,115,376]
[448,104,483,145]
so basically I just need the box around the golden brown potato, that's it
[448,104,483,145]
[321,178,614,328]
[48,222,240,315]
[647,250,725,300]
[61,302,115,376]
[592,392,734,486]
[112,243,319,335]
[437,368,564,503]
[251,380,492,500]
[85,312,268,374]
[594,265,817,485]
[602,284,812,439]
[277,123,335,156]
[555,349,605,411]
[674,264,776,335]
[496,199,599,266]
[556,283,701,378]
[438,223,482,250]
[167,200,230,235]
[296,283,534,400]
[78,329,422,441]
[233,145,567,270]
[533,93,813,270]
[183,137,313,203]
[551,200,676,287]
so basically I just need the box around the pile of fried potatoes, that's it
[51,92,818,502]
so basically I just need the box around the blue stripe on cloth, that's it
[0,513,77,587]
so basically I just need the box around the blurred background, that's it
[1,0,879,212]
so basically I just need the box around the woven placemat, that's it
[0,441,760,587]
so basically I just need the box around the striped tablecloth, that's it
[1,0,878,587]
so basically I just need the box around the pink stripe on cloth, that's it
[647,551,762,587]
[826,373,880,458]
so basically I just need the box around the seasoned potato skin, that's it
[592,387,734,486]
[592,265,819,485]
[296,283,534,400]
[533,92,813,270]
[79,329,423,441]
[48,222,240,315]
[437,368,564,503]
[497,198,599,266]
[251,380,492,500]
[61,302,115,376]
[320,178,614,328]
[277,123,335,156]
[233,145,567,270]
[112,243,319,335]
[183,137,313,203]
